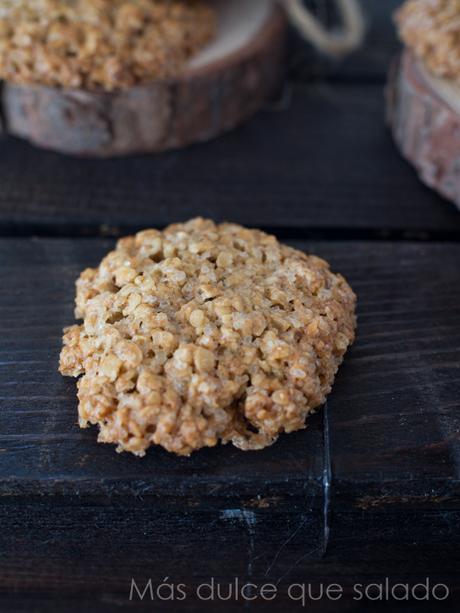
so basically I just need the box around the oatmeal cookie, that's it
[60,219,356,456]
[0,0,215,91]
[396,0,460,83]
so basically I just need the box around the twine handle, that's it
[282,0,365,57]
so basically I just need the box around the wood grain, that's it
[0,238,459,608]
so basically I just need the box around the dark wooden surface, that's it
[2,80,460,240]
[1,1,460,611]
[1,239,459,611]
[1,239,459,495]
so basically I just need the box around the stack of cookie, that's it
[388,0,460,209]
[0,0,287,156]
[0,0,216,154]
[0,0,216,91]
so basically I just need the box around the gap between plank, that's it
[1,224,460,243]
[321,401,332,556]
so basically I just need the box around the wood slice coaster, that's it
[387,49,460,210]
[1,0,286,157]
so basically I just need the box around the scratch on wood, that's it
[264,516,308,578]
[274,546,322,586]
[322,400,331,556]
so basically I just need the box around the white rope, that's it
[282,0,365,58]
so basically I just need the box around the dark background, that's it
[1,1,459,612]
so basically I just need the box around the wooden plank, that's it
[1,82,460,238]
[0,239,325,496]
[318,241,460,486]
[1,238,458,493]
[0,237,459,609]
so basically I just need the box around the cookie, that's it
[60,219,356,456]
[0,0,215,91]
[396,0,460,84]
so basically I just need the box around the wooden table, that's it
[1,2,459,611]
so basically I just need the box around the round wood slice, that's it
[387,49,460,210]
[2,0,286,157]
